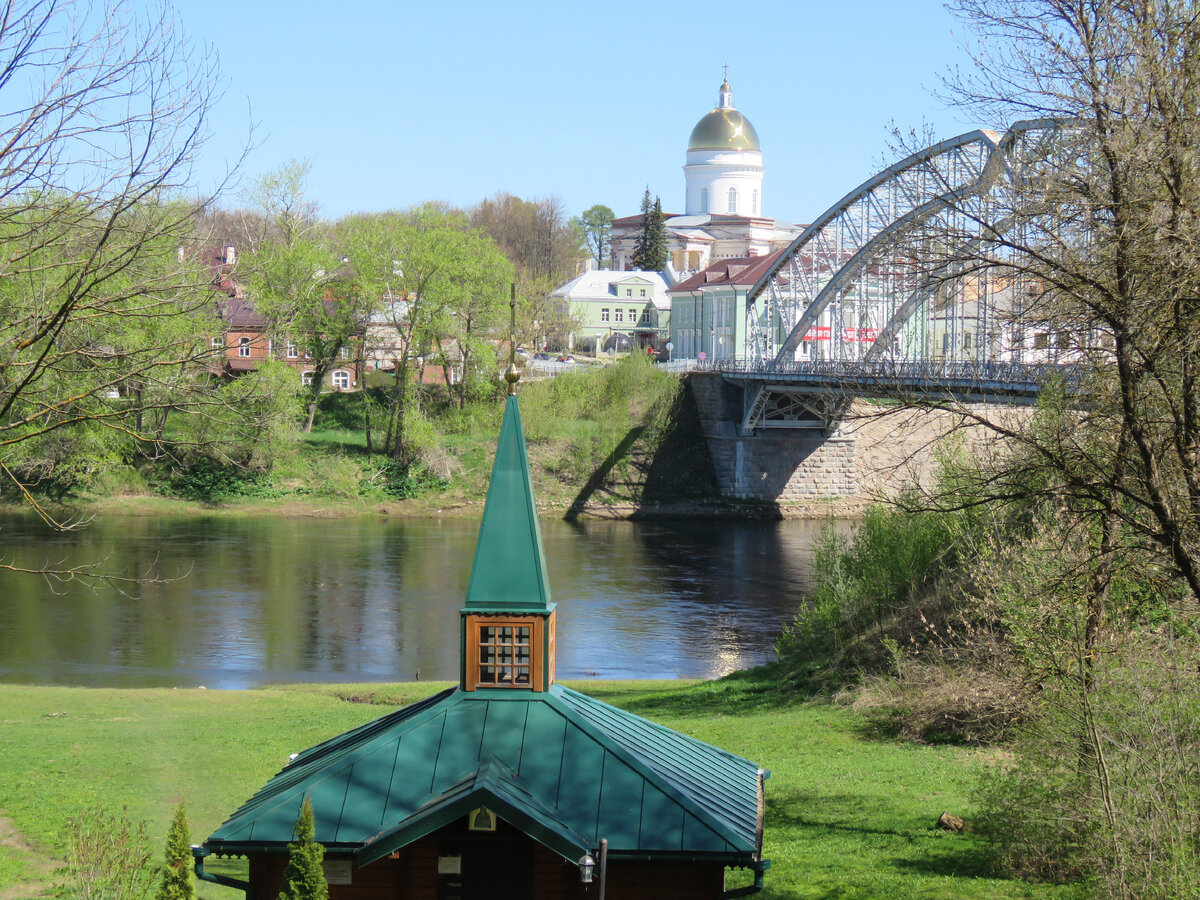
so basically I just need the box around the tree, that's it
[156,802,193,900]
[278,798,327,900]
[887,2,1200,891]
[470,193,583,282]
[573,204,615,268]
[0,1,283,542]
[241,161,375,432]
[631,189,668,271]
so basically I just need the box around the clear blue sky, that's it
[174,0,985,226]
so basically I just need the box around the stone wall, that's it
[687,373,1027,505]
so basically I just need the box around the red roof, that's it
[669,249,786,294]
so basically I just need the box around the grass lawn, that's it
[0,673,1080,899]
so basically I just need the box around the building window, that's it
[332,369,351,390]
[628,309,637,323]
[301,370,315,386]
[639,289,646,297]
[1034,332,1050,350]
[286,340,298,359]
[211,336,222,352]
[601,308,610,323]
[625,288,632,297]
[615,309,624,323]
[238,337,251,358]
[752,189,759,216]
[640,309,650,324]
[727,187,738,214]
[477,623,532,686]
[700,188,708,213]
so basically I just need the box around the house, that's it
[195,369,770,899]
[668,251,786,361]
[550,270,671,353]
[211,297,364,391]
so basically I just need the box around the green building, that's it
[195,368,769,899]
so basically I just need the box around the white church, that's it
[609,76,802,279]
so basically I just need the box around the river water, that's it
[0,514,847,689]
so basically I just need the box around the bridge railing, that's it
[691,358,1084,394]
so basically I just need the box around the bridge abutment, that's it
[688,373,858,502]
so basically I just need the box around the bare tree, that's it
[0,1,273,538]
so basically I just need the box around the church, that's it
[609,76,801,280]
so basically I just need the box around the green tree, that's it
[155,802,193,900]
[573,203,615,268]
[631,189,668,271]
[278,798,328,900]
[242,161,376,433]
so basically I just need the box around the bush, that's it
[58,806,156,900]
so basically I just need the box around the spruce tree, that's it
[156,801,194,900]
[646,197,669,271]
[278,798,328,900]
[631,187,653,270]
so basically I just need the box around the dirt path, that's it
[0,814,55,899]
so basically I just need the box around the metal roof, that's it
[203,685,764,865]
[462,396,552,613]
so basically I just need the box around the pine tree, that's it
[646,197,669,271]
[632,188,669,272]
[631,187,653,270]
[156,802,194,900]
[278,798,328,900]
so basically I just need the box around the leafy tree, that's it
[241,161,376,432]
[573,204,615,268]
[0,1,287,552]
[278,798,327,900]
[156,802,193,900]
[631,189,668,271]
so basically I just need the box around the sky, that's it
[172,0,987,227]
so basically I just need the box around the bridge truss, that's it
[725,120,1087,429]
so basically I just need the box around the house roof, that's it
[203,683,765,866]
[217,297,266,329]
[669,250,787,294]
[551,269,672,311]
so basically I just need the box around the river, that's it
[0,513,848,688]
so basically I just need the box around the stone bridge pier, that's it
[686,372,1017,505]
[687,372,857,503]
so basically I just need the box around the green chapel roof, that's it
[203,684,766,866]
[463,395,551,613]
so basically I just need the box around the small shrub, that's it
[58,806,156,900]
[155,801,193,900]
[278,798,327,900]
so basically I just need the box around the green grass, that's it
[0,676,1079,899]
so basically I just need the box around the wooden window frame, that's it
[464,614,547,692]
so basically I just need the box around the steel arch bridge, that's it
[699,120,1084,429]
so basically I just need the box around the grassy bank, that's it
[0,673,1076,899]
[5,356,740,522]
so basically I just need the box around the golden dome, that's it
[687,107,761,152]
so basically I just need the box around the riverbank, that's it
[0,673,1075,900]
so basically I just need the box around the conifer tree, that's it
[156,802,194,900]
[632,188,669,272]
[278,798,328,900]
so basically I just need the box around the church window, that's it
[700,188,709,213]
[601,308,610,322]
[752,189,759,216]
[727,187,738,214]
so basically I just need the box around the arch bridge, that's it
[699,120,1089,431]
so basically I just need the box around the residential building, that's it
[550,270,671,353]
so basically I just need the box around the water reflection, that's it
[0,514,848,688]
